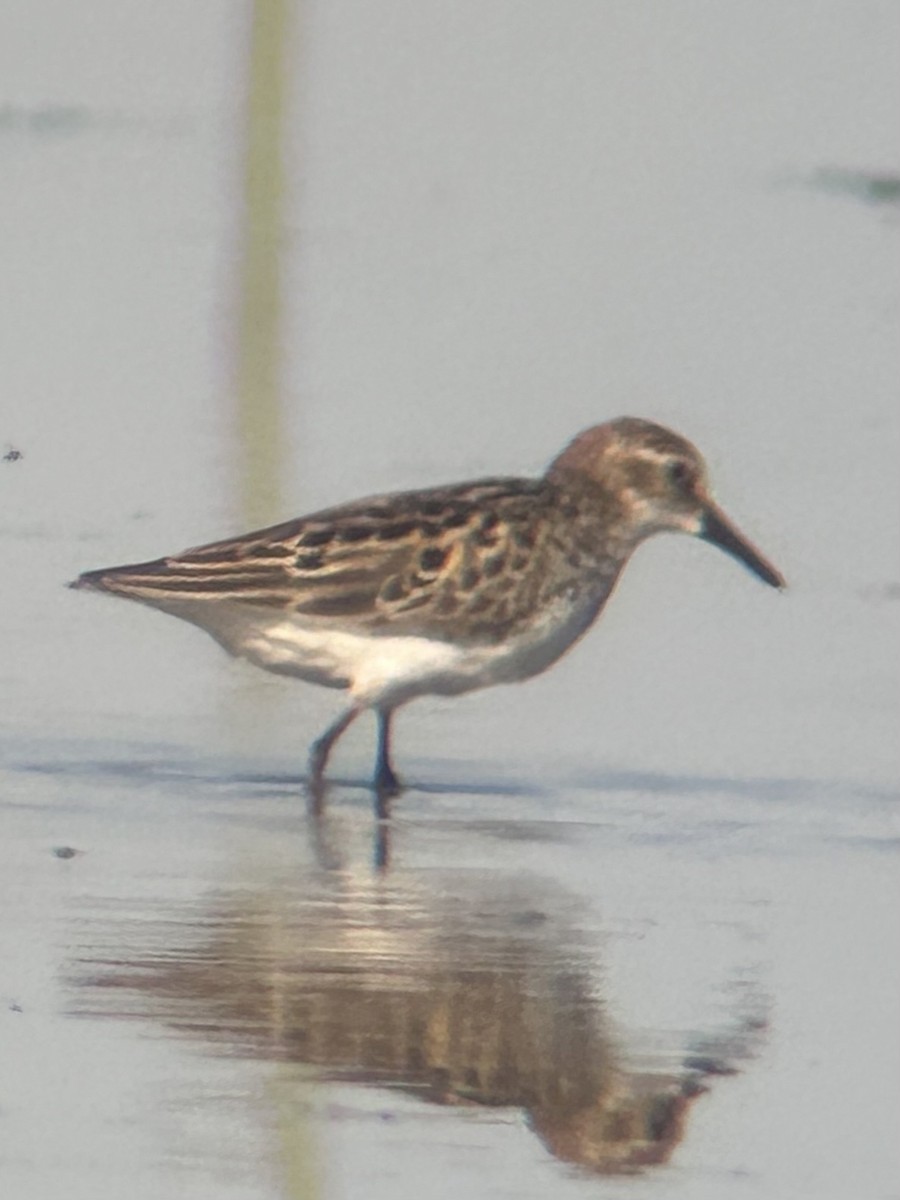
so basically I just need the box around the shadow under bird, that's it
[72,418,785,807]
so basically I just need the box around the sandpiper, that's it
[72,418,784,805]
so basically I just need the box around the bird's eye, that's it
[668,459,695,488]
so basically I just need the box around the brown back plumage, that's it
[73,477,605,643]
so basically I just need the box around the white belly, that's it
[164,592,603,708]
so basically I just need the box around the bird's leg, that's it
[373,708,401,814]
[308,705,361,809]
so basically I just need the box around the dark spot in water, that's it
[483,553,507,579]
[298,526,335,548]
[52,846,78,859]
[296,552,325,571]
[378,520,417,541]
[809,166,900,206]
[419,546,448,572]
[514,909,547,926]
[460,567,481,591]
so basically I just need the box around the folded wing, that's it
[73,478,553,643]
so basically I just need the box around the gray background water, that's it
[2,3,898,1198]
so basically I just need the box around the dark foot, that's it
[375,760,401,793]
[373,765,402,820]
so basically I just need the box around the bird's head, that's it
[547,417,785,589]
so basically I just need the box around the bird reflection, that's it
[306,802,391,871]
[70,821,727,1176]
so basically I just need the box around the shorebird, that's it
[72,418,784,806]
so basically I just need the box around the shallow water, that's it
[3,746,899,1198]
[2,3,899,1198]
